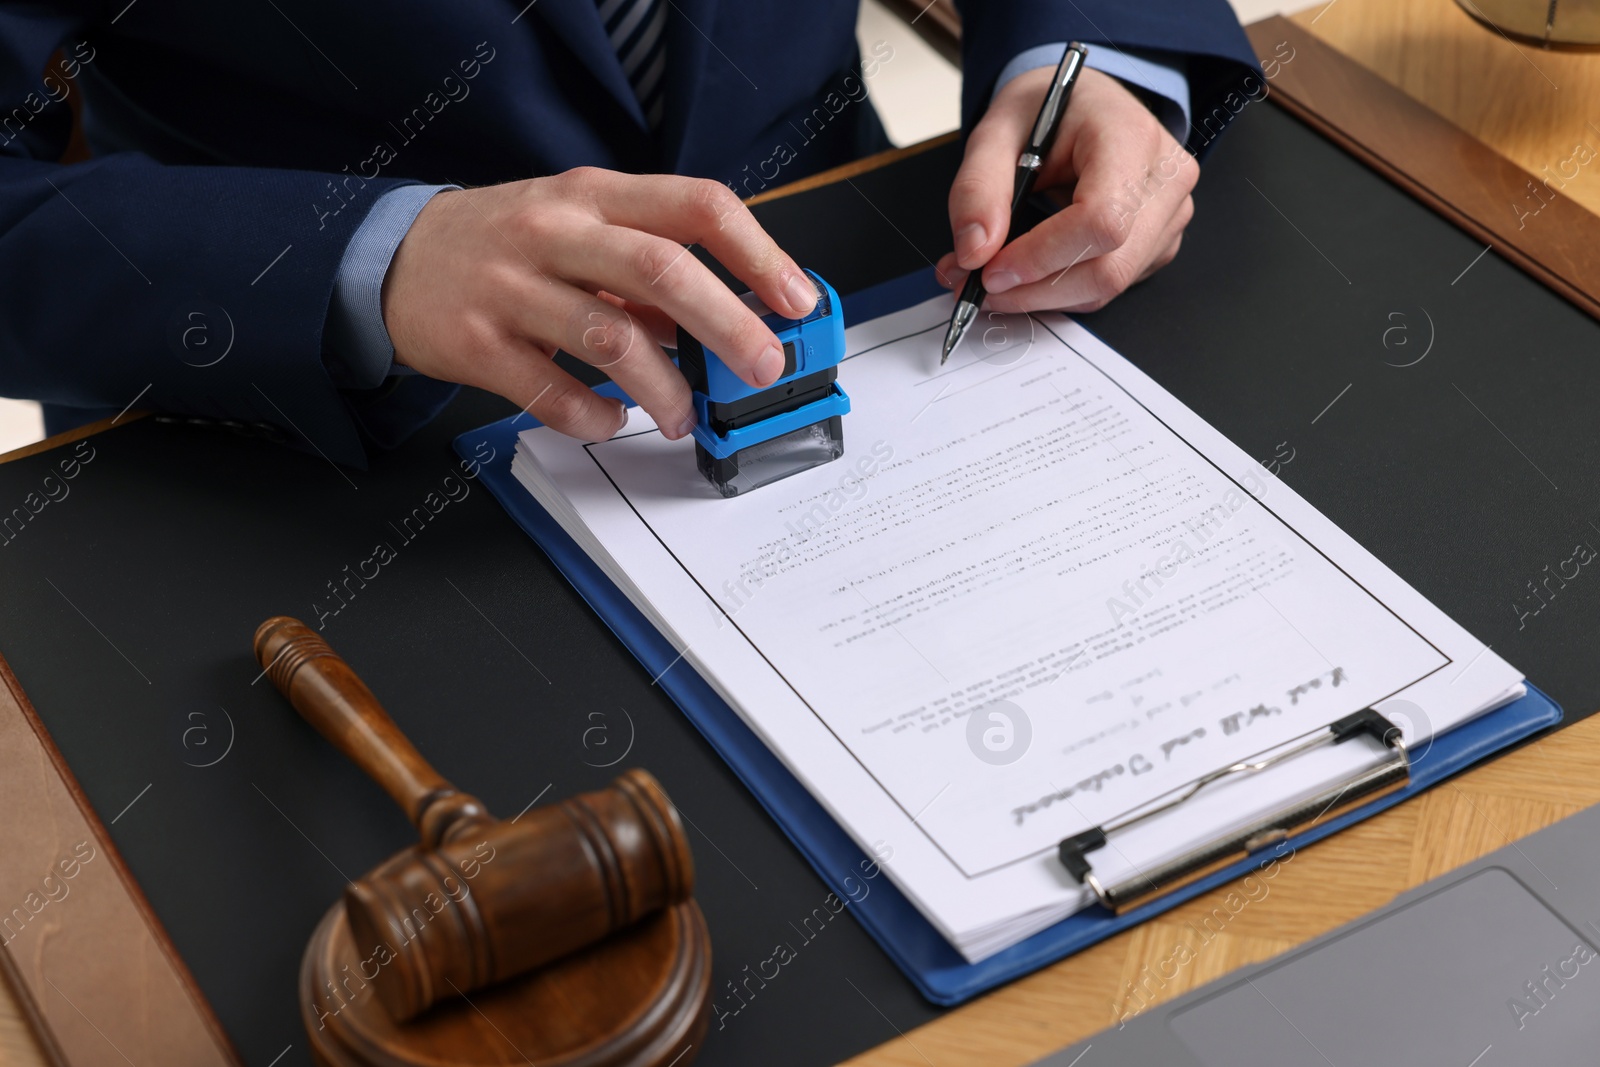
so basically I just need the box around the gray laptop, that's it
[1033,803,1600,1065]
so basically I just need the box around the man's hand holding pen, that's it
[939,64,1200,320]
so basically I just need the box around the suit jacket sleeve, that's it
[0,6,445,468]
[953,0,1263,155]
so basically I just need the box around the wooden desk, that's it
[2,34,1595,1067]
[844,714,1595,1066]
[0,964,48,1066]
[1296,0,1600,219]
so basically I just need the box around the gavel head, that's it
[342,768,695,1022]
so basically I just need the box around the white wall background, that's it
[0,0,1311,455]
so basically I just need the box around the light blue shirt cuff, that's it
[325,183,456,390]
[994,44,1191,144]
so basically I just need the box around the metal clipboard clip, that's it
[1057,708,1409,914]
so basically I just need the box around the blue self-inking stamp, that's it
[677,269,849,497]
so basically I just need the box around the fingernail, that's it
[755,343,785,386]
[783,272,818,316]
[955,223,987,264]
[986,270,1021,294]
[610,400,629,438]
[664,409,694,440]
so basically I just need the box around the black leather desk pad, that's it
[2,100,1596,1067]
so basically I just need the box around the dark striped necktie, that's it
[596,0,668,130]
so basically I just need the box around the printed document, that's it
[511,295,1524,961]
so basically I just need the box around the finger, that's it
[490,344,629,442]
[947,90,1038,270]
[598,290,678,348]
[935,253,988,291]
[981,248,1142,314]
[984,168,1191,313]
[510,280,698,439]
[984,135,1195,296]
[574,170,818,321]
[549,221,789,389]
[982,195,1193,315]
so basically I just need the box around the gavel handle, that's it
[254,616,491,848]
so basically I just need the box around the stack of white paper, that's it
[510,295,1524,962]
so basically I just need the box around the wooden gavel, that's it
[254,616,695,1022]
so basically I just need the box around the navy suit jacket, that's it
[0,1,1257,465]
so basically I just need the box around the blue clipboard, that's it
[452,269,1564,1005]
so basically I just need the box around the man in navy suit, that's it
[0,1,1258,464]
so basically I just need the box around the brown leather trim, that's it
[743,131,959,206]
[0,652,242,1065]
[0,414,144,467]
[1246,15,1600,321]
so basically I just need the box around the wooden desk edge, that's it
[1252,15,1600,322]
[0,651,241,1065]
[745,131,959,206]
[0,412,143,466]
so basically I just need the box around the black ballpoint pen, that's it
[941,42,1089,365]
